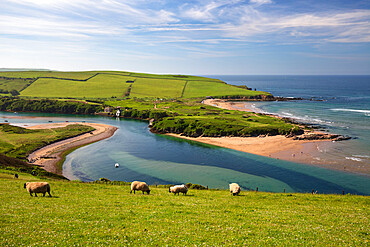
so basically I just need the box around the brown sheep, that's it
[130,181,150,194]
[229,183,241,196]
[24,182,52,197]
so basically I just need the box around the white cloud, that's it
[250,0,273,6]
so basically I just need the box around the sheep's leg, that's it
[29,192,33,197]
[34,193,37,197]
[48,191,52,197]
[43,192,46,197]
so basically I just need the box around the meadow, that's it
[0,171,368,246]
[0,70,270,100]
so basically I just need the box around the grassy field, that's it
[0,124,94,160]
[183,80,269,98]
[20,74,132,99]
[0,171,368,246]
[130,78,186,98]
[0,78,32,93]
[0,70,270,100]
[0,71,96,80]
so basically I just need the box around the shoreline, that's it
[27,122,118,177]
[199,99,369,176]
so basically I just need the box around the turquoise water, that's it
[1,110,369,195]
[214,75,370,168]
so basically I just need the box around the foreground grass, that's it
[0,171,368,246]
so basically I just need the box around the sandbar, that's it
[27,122,117,176]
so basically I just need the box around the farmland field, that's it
[0,70,270,99]
[183,80,270,98]
[130,78,186,98]
[20,74,133,98]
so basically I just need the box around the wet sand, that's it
[27,122,117,176]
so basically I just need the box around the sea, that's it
[1,75,369,195]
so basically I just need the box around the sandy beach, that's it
[180,99,370,175]
[203,99,254,112]
[27,122,117,176]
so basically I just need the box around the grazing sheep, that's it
[169,184,188,195]
[229,183,241,196]
[24,182,51,197]
[130,181,150,194]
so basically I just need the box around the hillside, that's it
[0,70,271,99]
[0,170,368,246]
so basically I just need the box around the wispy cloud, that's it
[249,0,273,6]
[0,0,369,73]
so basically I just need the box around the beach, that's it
[27,122,117,176]
[184,99,370,175]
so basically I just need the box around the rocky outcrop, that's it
[292,133,351,141]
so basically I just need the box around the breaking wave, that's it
[330,108,370,116]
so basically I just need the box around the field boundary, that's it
[181,81,188,98]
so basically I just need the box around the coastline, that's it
[27,122,118,176]
[194,99,369,175]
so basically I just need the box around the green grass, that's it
[0,70,270,99]
[130,78,186,98]
[0,71,96,80]
[0,171,368,246]
[20,74,132,98]
[0,124,94,159]
[0,78,32,93]
[183,80,271,98]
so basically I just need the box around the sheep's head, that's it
[23,182,28,189]
[147,190,151,195]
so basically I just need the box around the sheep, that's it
[229,183,241,196]
[24,182,52,197]
[169,184,188,195]
[130,181,150,194]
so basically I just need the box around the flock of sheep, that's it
[24,181,241,197]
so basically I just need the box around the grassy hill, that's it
[0,170,368,246]
[0,70,271,99]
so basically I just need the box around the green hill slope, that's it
[0,71,271,99]
[0,171,368,246]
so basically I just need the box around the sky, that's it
[0,0,369,75]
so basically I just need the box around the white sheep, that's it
[229,183,241,196]
[169,184,188,195]
[130,181,151,194]
[24,182,52,197]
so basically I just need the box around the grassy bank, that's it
[0,171,368,246]
[0,124,95,160]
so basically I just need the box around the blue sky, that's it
[1,0,369,75]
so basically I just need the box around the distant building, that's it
[104,106,112,113]
[116,109,121,117]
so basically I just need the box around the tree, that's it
[10,90,20,96]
